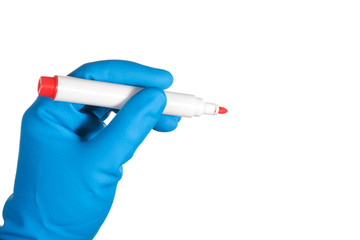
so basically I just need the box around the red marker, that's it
[38,75,227,118]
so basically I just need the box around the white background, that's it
[0,1,359,239]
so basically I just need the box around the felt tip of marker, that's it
[218,106,228,114]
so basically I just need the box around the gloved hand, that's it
[0,60,180,240]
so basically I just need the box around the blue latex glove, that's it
[0,60,180,240]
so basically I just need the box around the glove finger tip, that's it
[153,115,180,132]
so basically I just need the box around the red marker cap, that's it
[38,76,58,100]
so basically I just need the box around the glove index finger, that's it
[87,87,166,171]
[68,60,174,90]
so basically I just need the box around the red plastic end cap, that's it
[38,76,58,100]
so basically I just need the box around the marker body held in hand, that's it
[38,75,227,118]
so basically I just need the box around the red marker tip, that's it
[218,106,228,114]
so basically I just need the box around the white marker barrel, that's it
[38,75,226,118]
